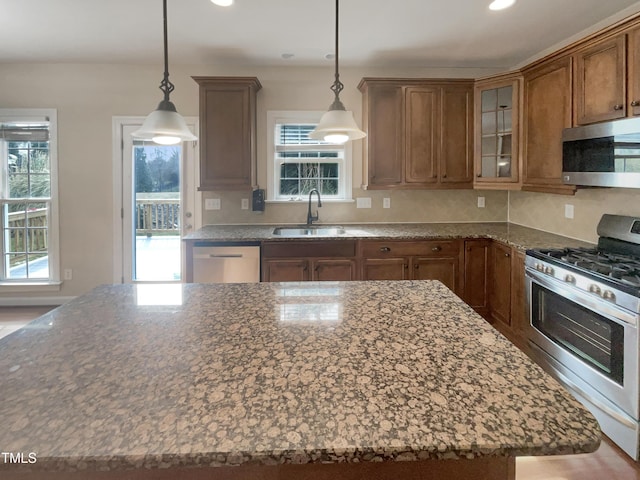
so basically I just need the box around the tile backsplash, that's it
[201,188,508,226]
[508,188,640,244]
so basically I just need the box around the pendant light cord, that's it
[329,0,346,111]
[159,0,175,104]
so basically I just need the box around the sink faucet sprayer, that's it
[306,189,322,225]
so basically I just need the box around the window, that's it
[267,111,352,201]
[0,109,59,284]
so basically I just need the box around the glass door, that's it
[120,123,197,283]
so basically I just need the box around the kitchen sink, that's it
[272,226,346,237]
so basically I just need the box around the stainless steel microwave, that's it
[562,117,640,188]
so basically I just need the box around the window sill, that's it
[0,281,62,293]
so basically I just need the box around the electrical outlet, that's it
[383,198,391,209]
[356,197,372,209]
[241,198,249,210]
[565,204,574,219]
[477,196,485,208]
[205,198,221,210]
[63,269,73,280]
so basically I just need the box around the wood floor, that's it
[1,307,640,478]
[0,305,55,340]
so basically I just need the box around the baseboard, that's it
[0,296,75,307]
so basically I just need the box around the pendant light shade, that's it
[309,0,366,144]
[132,0,196,145]
[310,109,366,144]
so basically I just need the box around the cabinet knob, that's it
[442,174,447,179]
[505,253,510,257]
[613,104,624,111]
[414,264,419,269]
[380,246,391,252]
[476,173,482,178]
[431,246,442,252]
[632,100,640,107]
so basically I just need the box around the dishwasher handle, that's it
[194,253,244,259]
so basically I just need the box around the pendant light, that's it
[309,0,366,145]
[132,0,197,145]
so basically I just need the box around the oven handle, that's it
[529,341,636,429]
[526,268,638,327]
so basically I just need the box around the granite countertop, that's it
[0,281,600,473]
[183,222,594,251]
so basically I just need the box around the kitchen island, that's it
[0,281,600,479]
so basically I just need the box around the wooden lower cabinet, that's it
[413,256,458,291]
[463,241,529,352]
[510,249,529,352]
[263,259,310,282]
[489,241,512,327]
[262,241,358,282]
[362,258,409,280]
[312,259,358,281]
[462,239,491,319]
[360,240,462,294]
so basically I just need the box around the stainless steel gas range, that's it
[526,214,640,460]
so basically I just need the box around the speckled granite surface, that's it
[183,223,594,250]
[0,281,600,473]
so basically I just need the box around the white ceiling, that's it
[2,0,640,69]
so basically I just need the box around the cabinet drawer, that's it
[361,240,460,258]
[262,241,356,258]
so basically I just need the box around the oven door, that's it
[526,268,639,420]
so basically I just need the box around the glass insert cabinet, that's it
[474,75,521,186]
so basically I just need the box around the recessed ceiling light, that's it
[281,53,295,59]
[325,53,335,60]
[211,0,233,6]
[489,0,516,10]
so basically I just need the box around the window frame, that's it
[0,108,60,289]
[266,111,353,202]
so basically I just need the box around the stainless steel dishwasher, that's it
[192,245,260,283]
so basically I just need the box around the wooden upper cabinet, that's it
[192,77,261,191]
[360,82,403,187]
[627,25,640,117]
[474,74,521,187]
[522,57,576,195]
[440,84,474,184]
[359,78,473,190]
[405,87,438,184]
[574,35,626,125]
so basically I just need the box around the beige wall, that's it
[508,188,640,244]
[3,62,640,300]
[0,62,500,300]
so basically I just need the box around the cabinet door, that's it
[365,84,403,187]
[462,239,491,319]
[362,258,409,280]
[475,78,520,184]
[574,35,626,125]
[405,87,438,184]
[627,25,640,117]
[489,242,512,326]
[413,256,459,293]
[522,57,575,194]
[440,84,473,184]
[263,259,309,282]
[194,77,261,191]
[312,259,358,281]
[510,249,528,343]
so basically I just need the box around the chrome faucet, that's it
[306,189,322,225]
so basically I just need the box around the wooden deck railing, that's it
[8,208,48,254]
[136,198,180,235]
